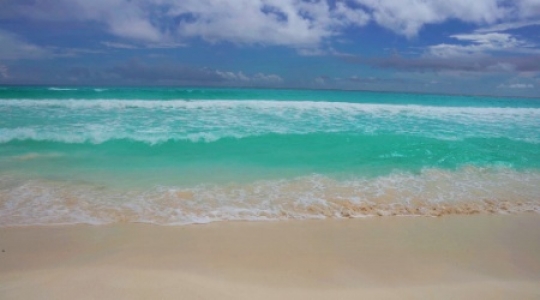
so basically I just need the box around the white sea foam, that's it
[1,99,539,144]
[0,98,539,114]
[47,88,78,91]
[2,99,539,125]
[1,167,539,227]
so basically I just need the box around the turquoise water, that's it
[1,87,539,225]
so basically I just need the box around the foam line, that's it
[1,100,539,144]
[1,99,540,115]
[1,167,539,226]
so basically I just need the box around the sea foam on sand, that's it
[1,214,539,299]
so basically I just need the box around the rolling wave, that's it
[2,98,540,113]
[2,100,540,144]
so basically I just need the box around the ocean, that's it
[1,86,539,226]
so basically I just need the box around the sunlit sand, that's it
[1,214,539,299]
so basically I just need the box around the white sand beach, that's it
[1,214,540,299]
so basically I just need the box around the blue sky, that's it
[1,0,539,96]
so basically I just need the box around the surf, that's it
[1,87,539,227]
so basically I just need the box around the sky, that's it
[0,0,540,96]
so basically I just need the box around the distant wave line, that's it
[47,87,79,91]
[1,129,539,145]
[1,99,540,114]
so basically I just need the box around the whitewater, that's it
[1,87,539,226]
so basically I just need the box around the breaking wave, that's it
[1,99,540,144]
[1,166,539,226]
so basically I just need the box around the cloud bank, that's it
[55,60,281,86]
[2,0,538,48]
[0,30,50,60]
[1,0,539,96]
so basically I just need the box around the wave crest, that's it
[2,100,540,144]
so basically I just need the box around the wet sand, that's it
[1,214,540,299]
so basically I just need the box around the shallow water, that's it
[1,87,539,226]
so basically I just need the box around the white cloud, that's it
[0,29,108,61]
[216,71,249,81]
[346,0,535,37]
[475,20,540,33]
[2,0,164,42]
[216,70,282,83]
[108,18,162,42]
[101,41,185,49]
[452,33,522,46]
[0,30,49,60]
[516,0,540,18]
[253,73,283,83]
[1,0,370,47]
[165,0,369,47]
[314,77,326,85]
[352,0,507,37]
[1,0,539,47]
[498,83,534,89]
[82,1,163,42]
[427,33,529,58]
[101,42,138,49]
[333,2,370,27]
[0,65,9,78]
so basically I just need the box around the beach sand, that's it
[1,214,540,299]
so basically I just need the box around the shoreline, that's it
[1,214,540,299]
